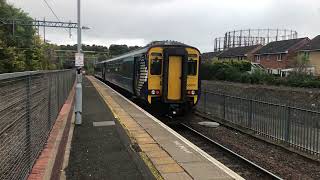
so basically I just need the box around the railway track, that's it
[172,123,283,180]
[100,79,282,179]
[100,79,319,179]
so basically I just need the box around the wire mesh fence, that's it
[197,86,320,156]
[0,70,75,180]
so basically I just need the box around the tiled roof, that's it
[255,38,308,55]
[218,45,261,58]
[300,35,320,51]
[201,51,222,61]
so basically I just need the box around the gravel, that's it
[186,114,320,179]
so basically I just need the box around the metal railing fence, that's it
[197,88,320,156]
[0,70,75,180]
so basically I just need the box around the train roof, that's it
[96,41,198,64]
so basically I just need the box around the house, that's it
[299,35,320,76]
[254,38,310,76]
[217,45,262,62]
[201,51,222,63]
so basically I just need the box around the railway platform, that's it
[56,76,244,180]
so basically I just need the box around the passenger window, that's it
[151,52,162,57]
[188,60,197,75]
[150,58,162,75]
[188,54,198,58]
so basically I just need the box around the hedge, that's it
[200,60,320,88]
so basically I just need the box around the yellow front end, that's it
[186,47,199,105]
[148,47,163,104]
[147,46,200,108]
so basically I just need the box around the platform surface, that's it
[88,76,243,180]
[65,77,144,180]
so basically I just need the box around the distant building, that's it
[201,51,222,63]
[299,35,320,76]
[254,38,310,76]
[217,45,262,62]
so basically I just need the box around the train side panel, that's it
[133,54,149,100]
[103,57,135,94]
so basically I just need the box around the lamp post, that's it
[75,0,82,125]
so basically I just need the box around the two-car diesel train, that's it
[94,41,201,115]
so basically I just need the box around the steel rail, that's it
[180,123,283,180]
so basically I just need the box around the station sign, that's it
[75,53,84,67]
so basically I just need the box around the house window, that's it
[237,56,244,60]
[304,52,310,60]
[277,54,283,61]
[255,55,260,62]
[277,69,282,75]
[268,69,273,74]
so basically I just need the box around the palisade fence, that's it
[0,70,75,180]
[197,86,320,156]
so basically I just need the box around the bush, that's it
[285,72,320,88]
[200,60,251,80]
[239,73,251,83]
[200,61,320,88]
[230,60,252,72]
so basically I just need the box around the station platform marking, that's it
[87,76,244,180]
[92,121,115,127]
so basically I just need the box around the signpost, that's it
[75,53,84,67]
[75,0,82,125]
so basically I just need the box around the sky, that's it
[7,0,320,52]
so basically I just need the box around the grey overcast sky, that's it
[7,0,320,52]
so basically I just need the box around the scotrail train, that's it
[94,41,201,116]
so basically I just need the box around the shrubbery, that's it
[200,60,251,81]
[200,60,320,88]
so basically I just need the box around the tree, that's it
[0,0,42,73]
[109,44,129,56]
[293,53,311,74]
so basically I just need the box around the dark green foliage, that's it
[0,0,35,48]
[201,60,320,88]
[108,44,142,57]
[59,44,109,52]
[285,72,320,88]
[109,44,129,56]
[128,45,141,51]
[0,0,46,73]
[200,60,251,81]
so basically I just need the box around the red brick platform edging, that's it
[28,85,75,180]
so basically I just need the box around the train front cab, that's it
[147,46,200,115]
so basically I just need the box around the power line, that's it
[42,0,71,36]
[42,0,61,22]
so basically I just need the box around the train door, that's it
[163,48,188,103]
[167,56,182,100]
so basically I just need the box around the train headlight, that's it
[149,90,160,95]
[187,90,196,95]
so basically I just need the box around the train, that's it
[94,41,201,116]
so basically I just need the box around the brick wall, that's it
[256,38,310,70]
[247,45,263,62]
[258,54,290,69]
